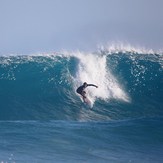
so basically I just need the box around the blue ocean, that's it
[0,47,163,163]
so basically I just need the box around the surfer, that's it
[76,82,98,101]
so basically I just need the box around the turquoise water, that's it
[0,49,163,162]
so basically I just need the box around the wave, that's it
[0,47,162,121]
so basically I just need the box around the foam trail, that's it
[71,52,129,103]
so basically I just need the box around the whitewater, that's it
[0,46,163,162]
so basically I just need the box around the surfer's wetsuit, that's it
[76,83,98,99]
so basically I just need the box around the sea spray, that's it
[70,52,129,103]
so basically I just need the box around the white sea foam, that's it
[69,51,130,103]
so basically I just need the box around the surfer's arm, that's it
[87,84,98,88]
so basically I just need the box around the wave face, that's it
[0,50,162,121]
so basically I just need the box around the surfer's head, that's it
[83,82,87,87]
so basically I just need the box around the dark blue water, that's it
[0,50,163,162]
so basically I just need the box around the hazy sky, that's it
[0,0,163,54]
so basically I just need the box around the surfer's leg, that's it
[82,92,87,103]
[83,96,87,103]
[82,91,86,97]
[82,91,87,103]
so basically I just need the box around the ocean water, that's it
[0,47,163,162]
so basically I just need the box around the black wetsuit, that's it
[76,84,97,96]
